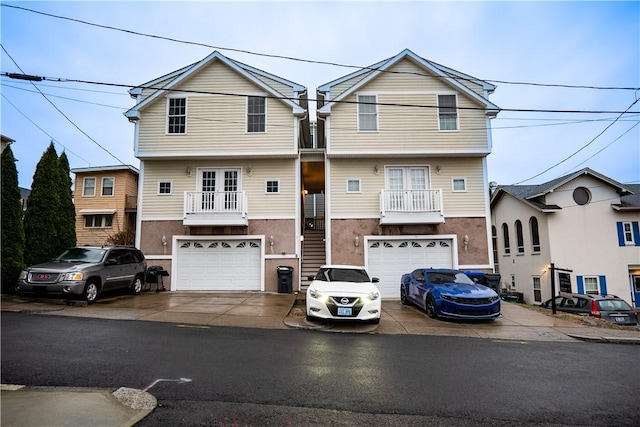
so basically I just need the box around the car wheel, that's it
[83,281,99,304]
[400,285,409,305]
[426,296,438,319]
[130,275,143,295]
[306,314,315,322]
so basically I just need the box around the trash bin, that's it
[277,266,293,294]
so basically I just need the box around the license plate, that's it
[614,316,626,323]
[337,307,352,316]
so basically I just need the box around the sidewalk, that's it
[2,291,639,427]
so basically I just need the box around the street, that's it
[1,312,638,426]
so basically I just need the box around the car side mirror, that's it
[105,259,117,266]
[307,275,315,280]
[372,277,379,283]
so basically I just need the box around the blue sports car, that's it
[400,268,501,320]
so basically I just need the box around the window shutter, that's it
[616,222,625,246]
[599,276,607,295]
[576,276,584,294]
[633,222,640,247]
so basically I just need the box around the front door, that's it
[199,169,239,212]
[632,275,640,308]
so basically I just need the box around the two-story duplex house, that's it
[311,49,501,298]
[71,165,139,246]
[125,51,309,292]
[490,168,640,307]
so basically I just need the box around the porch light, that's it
[373,165,380,175]
[354,236,360,247]
[185,166,192,177]
[247,167,253,177]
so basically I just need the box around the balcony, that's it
[183,191,248,226]
[379,189,444,225]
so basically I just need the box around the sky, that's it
[1,1,639,190]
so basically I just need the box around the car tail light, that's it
[590,300,601,318]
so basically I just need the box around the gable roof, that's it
[490,167,638,212]
[316,48,500,117]
[125,51,307,120]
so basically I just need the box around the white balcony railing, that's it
[183,191,248,226]
[379,189,444,224]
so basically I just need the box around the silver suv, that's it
[17,246,147,303]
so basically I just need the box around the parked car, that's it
[541,293,638,326]
[17,246,147,303]
[306,265,382,324]
[400,268,501,320]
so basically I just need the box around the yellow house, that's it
[71,165,139,246]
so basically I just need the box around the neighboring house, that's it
[1,134,15,152]
[19,187,30,210]
[71,165,139,246]
[125,51,309,292]
[313,49,500,298]
[490,168,640,308]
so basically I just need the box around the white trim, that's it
[451,177,467,192]
[79,209,117,214]
[356,93,379,132]
[437,93,460,132]
[82,177,96,197]
[364,234,460,270]
[165,97,188,135]
[265,179,280,194]
[246,95,267,134]
[101,176,115,197]
[157,180,173,195]
[346,178,361,193]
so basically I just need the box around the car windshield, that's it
[317,268,371,283]
[426,272,475,285]
[54,248,107,263]
[597,299,632,311]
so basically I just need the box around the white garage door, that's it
[367,238,454,299]
[175,239,262,291]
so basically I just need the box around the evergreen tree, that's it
[56,152,76,253]
[1,146,25,292]
[24,143,61,266]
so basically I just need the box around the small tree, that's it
[1,146,25,292]
[24,143,61,266]
[56,152,76,253]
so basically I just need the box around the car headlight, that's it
[441,294,456,302]
[62,272,84,281]
[18,270,28,281]
[309,289,329,303]
[363,291,380,303]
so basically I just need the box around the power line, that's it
[1,44,128,166]
[1,82,128,109]
[3,3,638,92]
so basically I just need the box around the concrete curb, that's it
[566,334,640,345]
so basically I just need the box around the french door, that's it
[199,169,239,212]
[386,167,429,211]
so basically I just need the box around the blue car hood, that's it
[436,282,497,297]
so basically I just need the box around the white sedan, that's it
[306,265,382,324]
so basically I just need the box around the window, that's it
[265,180,279,194]
[572,187,591,205]
[84,214,113,228]
[452,178,467,192]
[491,226,499,274]
[167,98,186,134]
[82,177,96,197]
[158,181,172,195]
[623,222,635,245]
[502,223,510,255]
[584,277,599,295]
[346,179,361,193]
[247,96,266,133]
[532,276,541,303]
[438,94,458,131]
[102,177,114,196]
[510,274,516,290]
[357,95,378,131]
[530,216,541,253]
[515,220,524,254]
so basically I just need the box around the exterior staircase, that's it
[300,229,326,291]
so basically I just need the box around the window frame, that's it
[451,177,467,192]
[84,214,113,229]
[247,95,267,133]
[583,276,599,295]
[437,93,459,131]
[82,177,96,197]
[158,181,172,195]
[101,177,115,197]
[357,94,378,132]
[502,223,511,255]
[166,97,187,134]
[515,220,525,254]
[530,216,541,253]
[346,179,361,193]
[265,180,280,194]
[532,276,542,303]
[622,222,635,245]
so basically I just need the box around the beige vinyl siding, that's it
[141,159,296,218]
[329,157,486,217]
[328,59,489,153]
[247,70,295,99]
[137,61,296,155]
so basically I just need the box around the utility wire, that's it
[3,3,638,92]
[512,97,640,184]
[2,93,92,165]
[1,45,128,166]
[1,82,127,109]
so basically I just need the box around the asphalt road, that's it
[2,312,638,426]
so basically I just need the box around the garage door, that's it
[367,238,454,299]
[175,239,262,291]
